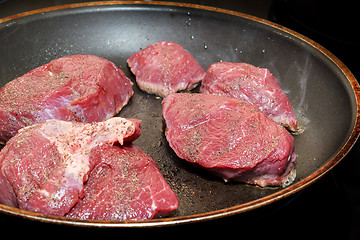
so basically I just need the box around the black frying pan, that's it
[0,1,359,227]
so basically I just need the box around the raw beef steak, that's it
[66,144,179,220]
[0,55,134,142]
[127,41,205,97]
[162,93,296,187]
[200,62,298,131]
[0,118,141,216]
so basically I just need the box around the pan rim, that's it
[0,1,359,227]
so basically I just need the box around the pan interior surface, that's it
[0,2,359,226]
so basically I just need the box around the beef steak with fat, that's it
[162,93,296,187]
[0,118,141,216]
[0,55,134,142]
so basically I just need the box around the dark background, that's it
[0,0,359,238]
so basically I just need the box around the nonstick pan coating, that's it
[0,1,359,227]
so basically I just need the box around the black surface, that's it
[0,1,359,239]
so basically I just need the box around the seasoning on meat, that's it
[0,55,134,142]
[127,41,205,97]
[200,62,298,131]
[66,144,179,220]
[162,93,296,187]
[0,117,178,220]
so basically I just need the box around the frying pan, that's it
[0,1,359,227]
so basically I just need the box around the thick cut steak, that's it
[0,118,141,216]
[66,144,179,220]
[0,55,134,142]
[162,93,296,187]
[200,62,298,131]
[127,41,205,97]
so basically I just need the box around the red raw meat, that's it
[200,62,298,131]
[127,41,205,97]
[66,144,179,220]
[0,118,141,216]
[0,55,134,142]
[162,93,296,187]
